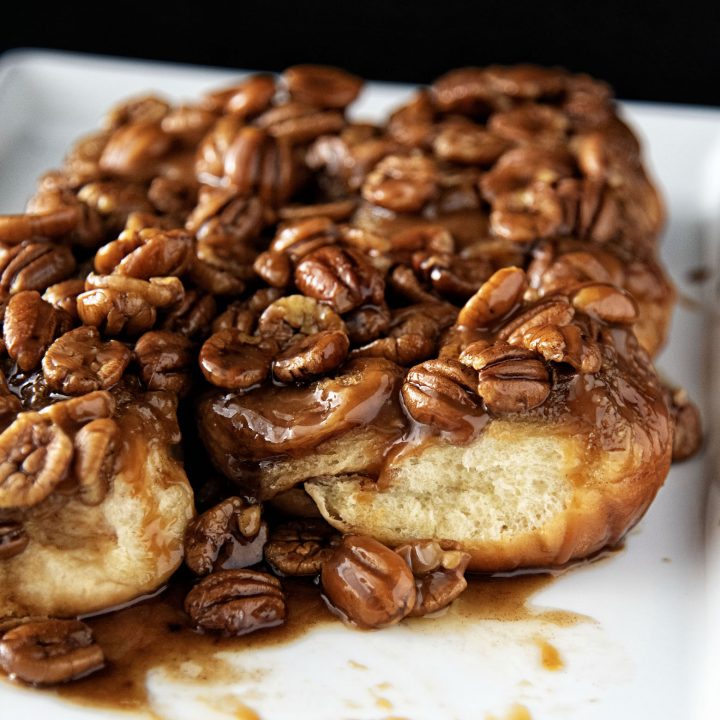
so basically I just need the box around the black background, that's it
[1,0,719,106]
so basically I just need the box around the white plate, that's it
[0,49,718,720]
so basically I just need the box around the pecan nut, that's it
[401,359,482,433]
[0,206,80,245]
[321,535,416,629]
[0,413,73,509]
[8,221,78,278]
[395,541,471,617]
[463,342,551,414]
[135,330,194,395]
[272,329,350,384]
[294,245,385,314]
[571,282,639,325]
[264,519,340,576]
[520,322,602,374]
[185,497,267,576]
[42,326,132,395]
[0,619,104,685]
[3,291,62,372]
[73,418,120,506]
[184,569,286,636]
[257,295,346,346]
[199,330,278,391]
[456,267,527,329]
[362,154,438,213]
[283,65,363,109]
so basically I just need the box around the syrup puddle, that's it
[1,560,632,720]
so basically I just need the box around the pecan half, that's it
[42,326,132,395]
[456,267,527,329]
[199,330,278,391]
[0,619,104,685]
[321,535,416,630]
[395,541,471,617]
[362,154,438,213]
[185,497,267,576]
[401,359,482,433]
[571,283,638,325]
[135,330,194,395]
[3,291,62,372]
[73,418,120,506]
[0,242,76,295]
[272,329,350,383]
[295,245,385,314]
[462,342,551,414]
[184,569,286,636]
[283,65,363,109]
[264,519,340,576]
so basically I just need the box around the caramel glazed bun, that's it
[0,388,194,618]
[200,268,673,572]
[0,61,697,612]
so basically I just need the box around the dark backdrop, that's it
[2,0,719,106]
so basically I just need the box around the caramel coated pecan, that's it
[268,216,339,260]
[96,228,193,279]
[0,242,76,294]
[0,619,104,685]
[520,322,602,373]
[395,541,471,617]
[185,497,267,576]
[283,65,363,109]
[272,329,350,383]
[77,274,184,336]
[73,418,120,505]
[184,569,286,636]
[0,413,73,509]
[3,291,63,372]
[264,519,340,576]
[497,296,575,345]
[489,104,569,147]
[259,102,345,146]
[42,326,132,395]
[257,294,346,346]
[203,74,276,117]
[135,330,194,395]
[160,289,217,340]
[99,121,172,180]
[43,279,86,321]
[321,535,416,629]
[0,206,80,245]
[571,283,638,325]
[294,245,385,314]
[460,341,550,413]
[222,127,298,206]
[456,267,527,329]
[199,330,278,391]
[362,154,438,213]
[432,122,509,166]
[402,359,482,432]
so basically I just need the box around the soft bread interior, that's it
[306,419,660,571]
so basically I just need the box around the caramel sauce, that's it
[486,703,533,720]
[533,636,565,671]
[0,570,586,716]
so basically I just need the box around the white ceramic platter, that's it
[0,49,718,720]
